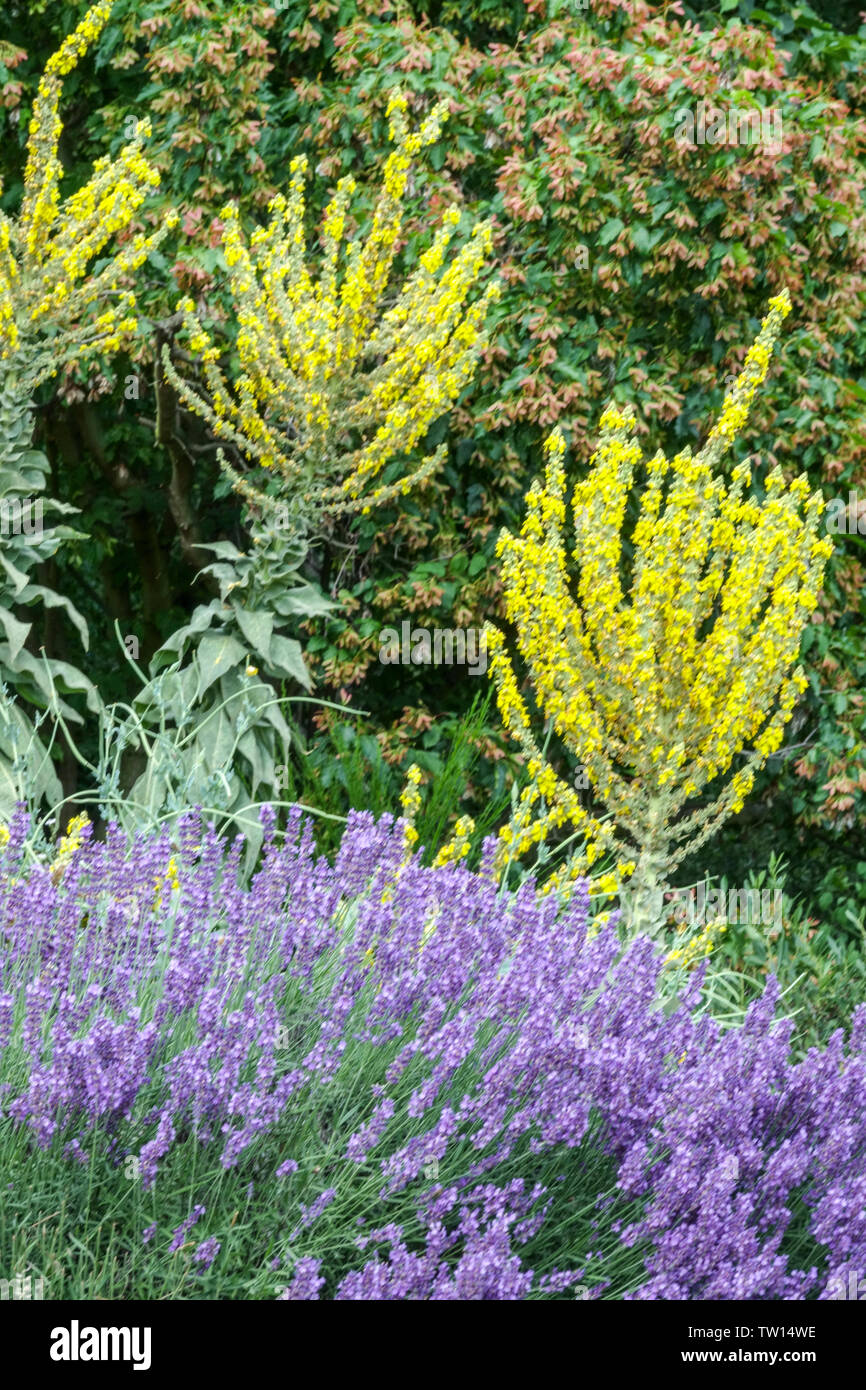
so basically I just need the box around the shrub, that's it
[2,806,866,1299]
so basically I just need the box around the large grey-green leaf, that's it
[39,497,82,517]
[195,701,239,775]
[0,468,38,493]
[17,584,90,650]
[267,634,311,689]
[0,609,31,664]
[236,726,270,793]
[0,554,30,596]
[40,657,101,714]
[242,676,293,745]
[202,562,249,595]
[196,539,246,561]
[271,582,337,619]
[154,602,219,662]
[232,605,274,659]
[0,697,62,811]
[195,632,247,700]
[0,643,82,722]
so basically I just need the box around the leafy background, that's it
[1,0,865,928]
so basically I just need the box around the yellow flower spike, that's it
[163,90,497,534]
[153,854,181,911]
[48,812,91,884]
[433,815,476,869]
[4,1,171,389]
[488,291,830,935]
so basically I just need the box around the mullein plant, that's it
[482,290,833,935]
[0,0,175,821]
[136,91,500,839]
[164,90,500,537]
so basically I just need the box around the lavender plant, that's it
[1,807,865,1300]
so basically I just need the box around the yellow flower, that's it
[3,2,171,389]
[153,855,181,911]
[485,290,829,933]
[163,91,498,526]
[49,812,91,883]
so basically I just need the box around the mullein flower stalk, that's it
[0,0,175,394]
[486,290,833,934]
[0,2,174,819]
[163,91,500,536]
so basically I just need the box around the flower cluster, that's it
[168,1204,206,1255]
[49,812,92,886]
[398,761,424,856]
[0,1,176,391]
[163,91,500,531]
[152,854,181,911]
[0,805,865,1298]
[487,290,833,932]
[664,917,727,971]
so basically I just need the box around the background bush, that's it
[1,0,864,928]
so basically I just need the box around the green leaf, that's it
[16,584,89,650]
[195,702,238,774]
[0,554,30,596]
[42,658,101,713]
[236,726,270,792]
[267,634,311,689]
[0,713,61,814]
[196,539,246,560]
[202,561,247,589]
[0,644,82,721]
[598,217,624,247]
[195,632,247,699]
[232,605,274,659]
[271,583,337,619]
[156,603,219,660]
[555,359,586,383]
[0,469,38,493]
[0,609,31,664]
